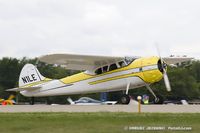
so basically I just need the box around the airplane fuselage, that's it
[20,56,163,97]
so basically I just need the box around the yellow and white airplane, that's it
[0,95,15,105]
[7,54,192,104]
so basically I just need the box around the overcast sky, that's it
[0,0,199,59]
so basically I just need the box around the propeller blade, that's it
[155,43,172,92]
[163,69,171,92]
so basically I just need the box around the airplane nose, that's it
[157,59,167,73]
[140,57,163,84]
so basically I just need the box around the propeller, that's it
[163,65,171,91]
[156,44,171,92]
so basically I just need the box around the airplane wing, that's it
[39,54,136,71]
[163,57,193,65]
[39,54,193,71]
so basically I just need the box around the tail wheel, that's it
[120,94,130,105]
[154,95,164,104]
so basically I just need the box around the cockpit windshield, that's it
[125,56,136,65]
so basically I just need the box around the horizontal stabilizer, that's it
[6,86,41,92]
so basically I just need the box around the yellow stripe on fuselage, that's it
[60,72,93,84]
[89,72,144,85]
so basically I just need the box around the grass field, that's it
[0,113,199,133]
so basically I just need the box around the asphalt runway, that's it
[0,105,200,113]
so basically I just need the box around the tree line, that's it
[0,57,199,104]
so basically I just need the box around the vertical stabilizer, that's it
[19,64,45,87]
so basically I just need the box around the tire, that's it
[120,94,130,104]
[30,97,35,105]
[154,95,164,104]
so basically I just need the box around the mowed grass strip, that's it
[0,113,199,133]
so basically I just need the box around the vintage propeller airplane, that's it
[7,54,192,104]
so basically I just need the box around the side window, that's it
[95,68,102,75]
[109,63,117,71]
[125,57,135,65]
[118,61,126,67]
[102,66,108,73]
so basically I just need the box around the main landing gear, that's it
[145,84,164,104]
[120,94,130,104]
[119,82,164,104]
[119,82,131,104]
[30,97,35,105]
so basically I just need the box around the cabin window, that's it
[118,61,126,67]
[95,62,123,75]
[109,63,118,71]
[102,66,108,73]
[95,68,102,75]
